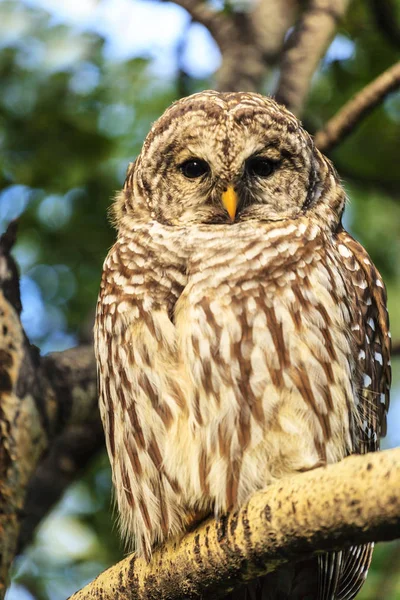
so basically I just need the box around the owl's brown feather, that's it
[94,91,390,597]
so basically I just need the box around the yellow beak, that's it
[221,186,238,221]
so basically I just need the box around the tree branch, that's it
[251,0,299,64]
[314,60,400,153]
[166,0,230,51]
[0,223,100,599]
[18,417,104,553]
[69,448,400,600]
[275,0,350,115]
[170,0,299,92]
[215,1,299,92]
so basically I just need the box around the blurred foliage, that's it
[0,0,399,598]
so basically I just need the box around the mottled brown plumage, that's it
[94,91,391,599]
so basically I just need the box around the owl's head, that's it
[113,91,345,230]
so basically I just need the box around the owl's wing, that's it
[338,230,391,453]
[317,230,391,600]
[94,234,187,559]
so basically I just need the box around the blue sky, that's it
[22,0,222,77]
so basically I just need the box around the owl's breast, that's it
[168,222,356,512]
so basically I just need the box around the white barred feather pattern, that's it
[94,91,390,599]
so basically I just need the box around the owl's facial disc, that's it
[127,91,342,228]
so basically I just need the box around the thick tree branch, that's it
[171,0,299,92]
[314,61,400,153]
[0,223,100,599]
[251,0,299,64]
[275,0,350,115]
[18,416,104,552]
[216,1,299,92]
[69,448,400,600]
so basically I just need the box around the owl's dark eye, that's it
[246,157,276,178]
[180,158,210,179]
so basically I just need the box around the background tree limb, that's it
[314,61,400,153]
[275,0,350,115]
[69,448,400,600]
[215,0,299,92]
[172,0,299,92]
[0,223,100,599]
[17,408,104,553]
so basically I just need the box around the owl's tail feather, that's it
[222,545,373,600]
[317,544,373,600]
[336,544,374,600]
[318,551,343,599]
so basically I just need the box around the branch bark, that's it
[69,448,400,600]
[314,60,400,153]
[0,223,101,599]
[171,0,299,92]
[17,411,104,552]
[215,1,299,92]
[275,0,350,115]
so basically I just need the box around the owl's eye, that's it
[246,157,276,178]
[180,158,210,179]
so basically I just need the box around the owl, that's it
[94,91,391,599]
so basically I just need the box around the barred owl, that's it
[94,91,391,599]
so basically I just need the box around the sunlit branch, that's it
[69,449,400,600]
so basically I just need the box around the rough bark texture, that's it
[314,60,400,153]
[0,224,101,599]
[69,448,400,600]
[275,0,350,115]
